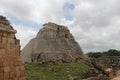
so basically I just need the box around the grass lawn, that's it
[25,61,91,80]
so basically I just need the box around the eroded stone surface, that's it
[21,22,83,63]
[0,16,26,80]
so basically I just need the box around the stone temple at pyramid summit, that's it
[0,16,26,80]
[21,22,83,63]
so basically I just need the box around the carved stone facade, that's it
[0,16,26,80]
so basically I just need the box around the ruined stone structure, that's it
[98,56,120,67]
[0,16,26,80]
[44,22,60,30]
[21,22,83,63]
[98,56,120,79]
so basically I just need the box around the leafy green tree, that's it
[87,49,120,58]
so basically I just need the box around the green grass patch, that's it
[25,62,91,80]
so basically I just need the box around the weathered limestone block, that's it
[0,16,26,80]
[116,70,120,76]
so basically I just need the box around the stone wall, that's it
[0,16,26,80]
[98,56,120,79]
[44,22,59,30]
[98,56,120,67]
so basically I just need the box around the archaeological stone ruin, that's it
[21,22,83,63]
[0,16,26,80]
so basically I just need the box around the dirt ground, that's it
[111,76,120,80]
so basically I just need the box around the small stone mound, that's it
[0,16,26,80]
[21,22,83,63]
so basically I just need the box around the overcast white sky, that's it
[0,0,120,53]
